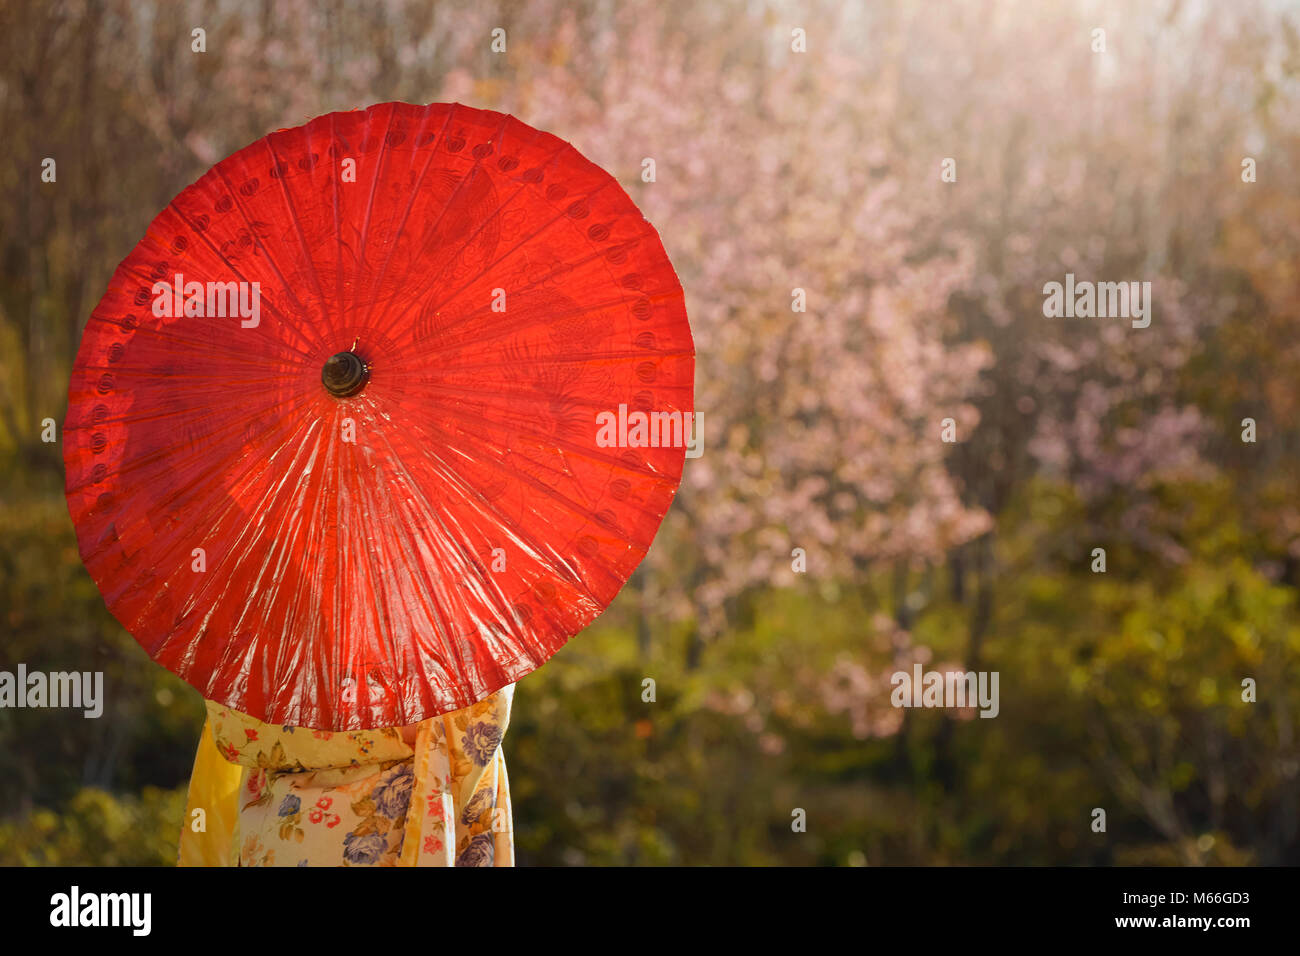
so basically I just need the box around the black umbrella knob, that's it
[322,351,369,397]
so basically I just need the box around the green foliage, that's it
[2,478,1298,865]
[502,478,1300,865]
[0,486,205,815]
[0,786,186,867]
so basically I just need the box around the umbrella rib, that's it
[398,409,640,596]
[64,378,305,442]
[329,111,344,339]
[390,388,687,489]
[119,385,323,592]
[373,172,622,349]
[210,163,321,349]
[67,383,313,499]
[165,199,317,359]
[132,389,324,664]
[349,104,458,336]
[367,137,575,345]
[333,412,401,727]
[169,405,326,698]
[264,133,333,349]
[365,109,544,346]
[378,374,691,414]
[398,348,696,375]
[252,418,334,723]
[396,221,673,359]
[347,410,479,723]
[397,288,687,365]
[369,419,593,676]
[69,366,307,390]
[285,406,349,728]
[400,415,601,590]
[349,103,399,329]
[328,393,344,722]
[76,316,312,370]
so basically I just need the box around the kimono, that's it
[178,685,514,867]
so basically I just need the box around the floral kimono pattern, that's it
[179,685,514,867]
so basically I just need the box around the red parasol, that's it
[63,102,693,729]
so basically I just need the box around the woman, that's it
[178,685,514,867]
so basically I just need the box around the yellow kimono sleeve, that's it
[177,715,244,866]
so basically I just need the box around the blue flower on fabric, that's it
[277,794,301,817]
[460,788,494,826]
[462,720,502,766]
[372,764,415,819]
[455,832,495,867]
[343,831,389,866]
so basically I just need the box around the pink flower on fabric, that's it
[426,793,446,819]
[423,837,443,855]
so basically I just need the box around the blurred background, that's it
[2,0,1299,865]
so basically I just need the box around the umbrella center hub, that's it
[322,351,369,397]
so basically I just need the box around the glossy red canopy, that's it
[64,102,693,729]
